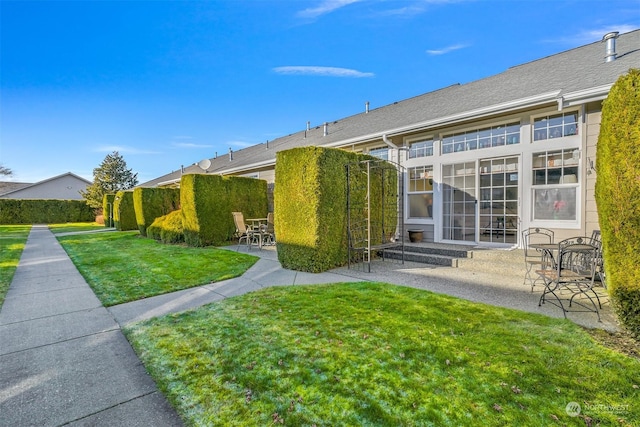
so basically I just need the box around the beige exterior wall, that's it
[584,102,602,235]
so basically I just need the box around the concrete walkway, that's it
[0,226,183,427]
[0,226,617,426]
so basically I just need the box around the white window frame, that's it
[441,121,520,155]
[530,148,580,225]
[407,165,434,220]
[532,111,579,142]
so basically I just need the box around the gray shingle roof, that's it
[140,29,640,187]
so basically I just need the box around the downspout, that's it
[382,134,398,149]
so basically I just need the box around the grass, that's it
[57,231,258,306]
[125,282,639,426]
[49,222,106,234]
[0,225,31,309]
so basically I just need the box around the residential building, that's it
[0,172,91,200]
[140,30,640,247]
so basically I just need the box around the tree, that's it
[81,151,139,209]
[594,68,640,337]
[0,165,12,176]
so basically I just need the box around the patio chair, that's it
[522,227,554,291]
[232,212,253,249]
[262,212,275,245]
[536,242,602,321]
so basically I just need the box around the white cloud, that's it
[96,145,161,155]
[426,43,468,55]
[297,0,362,19]
[273,66,374,77]
[172,142,214,149]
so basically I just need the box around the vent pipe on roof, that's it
[181,165,184,174]
[323,122,328,136]
[229,148,233,161]
[603,31,619,62]
[306,121,311,131]
[365,101,370,113]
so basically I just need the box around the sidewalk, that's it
[0,226,183,427]
[0,226,617,426]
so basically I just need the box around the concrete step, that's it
[382,248,460,267]
[401,244,473,259]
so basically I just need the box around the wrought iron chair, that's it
[522,227,554,291]
[536,242,602,321]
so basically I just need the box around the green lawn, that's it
[0,225,31,309]
[49,222,107,234]
[125,282,639,426]
[57,231,258,306]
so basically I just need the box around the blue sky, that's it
[2,0,639,184]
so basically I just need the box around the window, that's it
[369,147,389,160]
[441,122,520,154]
[532,149,579,221]
[533,112,578,141]
[408,166,434,219]
[409,139,434,158]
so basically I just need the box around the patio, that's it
[241,242,616,332]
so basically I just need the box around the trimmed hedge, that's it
[113,190,137,231]
[147,209,184,244]
[102,194,116,227]
[0,199,94,224]
[181,174,268,246]
[133,187,181,236]
[274,146,396,273]
[595,68,640,337]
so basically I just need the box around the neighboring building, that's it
[140,30,640,248]
[0,172,91,200]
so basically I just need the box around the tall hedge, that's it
[274,146,397,273]
[113,190,137,231]
[181,174,268,246]
[595,68,640,337]
[0,199,94,224]
[102,194,116,227]
[133,187,180,236]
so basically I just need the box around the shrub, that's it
[181,174,267,246]
[147,209,184,244]
[0,199,94,224]
[595,68,640,337]
[113,190,137,231]
[133,187,180,236]
[274,147,396,273]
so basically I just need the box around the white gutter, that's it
[559,84,612,108]
[155,178,181,187]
